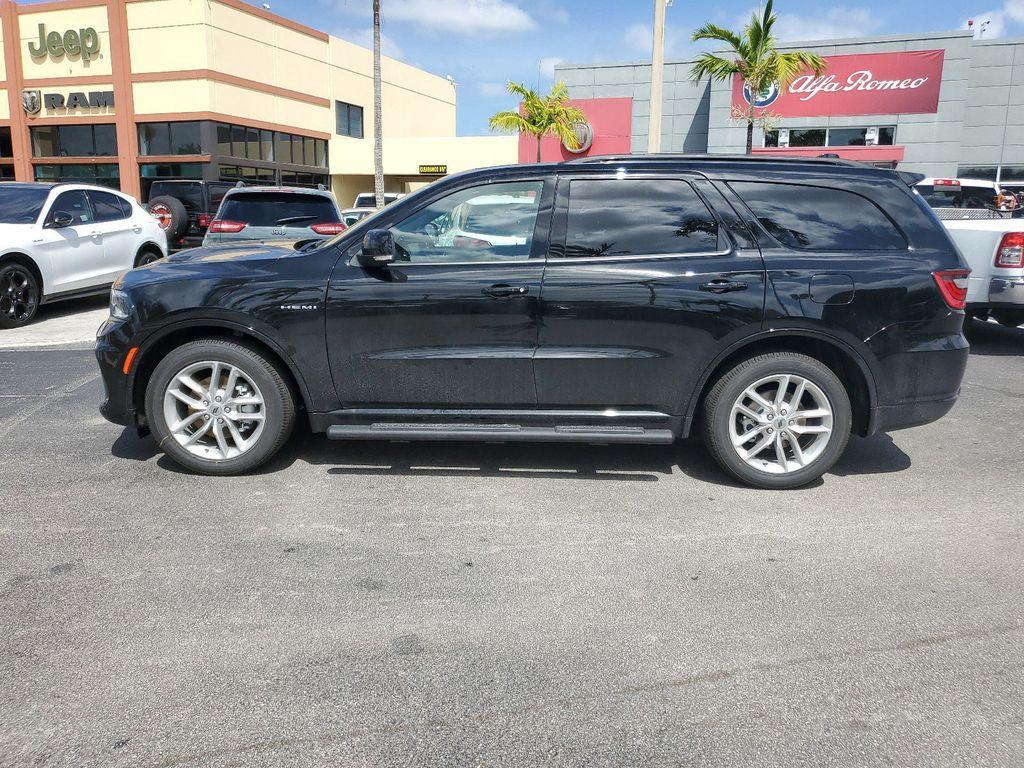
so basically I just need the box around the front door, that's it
[535,173,767,416]
[87,190,138,279]
[36,189,106,295]
[326,177,552,408]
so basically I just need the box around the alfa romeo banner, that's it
[732,50,945,118]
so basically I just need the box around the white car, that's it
[340,206,377,227]
[353,191,404,209]
[0,182,167,328]
[916,178,1024,327]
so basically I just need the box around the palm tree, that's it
[489,82,587,163]
[372,0,385,208]
[690,0,826,154]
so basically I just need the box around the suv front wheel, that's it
[146,339,296,475]
[702,352,852,489]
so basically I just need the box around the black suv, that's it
[145,180,235,251]
[97,156,970,489]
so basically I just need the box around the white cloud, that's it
[624,22,690,58]
[771,8,881,42]
[332,27,405,58]
[478,81,509,97]
[538,56,565,79]
[385,0,535,35]
[1007,0,1024,21]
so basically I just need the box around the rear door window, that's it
[218,192,340,227]
[89,190,130,222]
[731,181,907,251]
[559,178,720,258]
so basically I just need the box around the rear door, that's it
[535,172,766,415]
[87,190,137,278]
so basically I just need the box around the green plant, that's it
[489,82,587,163]
[690,0,826,153]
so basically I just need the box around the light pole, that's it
[648,0,671,153]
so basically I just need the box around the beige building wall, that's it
[18,5,112,80]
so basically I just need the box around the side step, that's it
[326,423,675,445]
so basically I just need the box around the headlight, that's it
[109,289,134,321]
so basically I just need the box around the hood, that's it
[165,241,302,264]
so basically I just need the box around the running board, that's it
[326,423,675,444]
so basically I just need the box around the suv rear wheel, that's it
[145,339,296,475]
[702,352,852,489]
[147,195,189,242]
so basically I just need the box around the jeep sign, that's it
[27,23,101,61]
[732,50,945,118]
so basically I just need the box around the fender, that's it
[680,326,881,437]
[129,314,316,413]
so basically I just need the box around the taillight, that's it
[453,236,489,248]
[208,220,246,233]
[995,232,1024,268]
[933,269,971,310]
[198,214,212,228]
[310,222,346,235]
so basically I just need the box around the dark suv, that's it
[97,156,970,489]
[145,180,235,251]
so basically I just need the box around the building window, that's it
[279,170,329,189]
[0,128,12,158]
[138,121,203,156]
[764,126,896,149]
[0,165,14,180]
[139,162,205,201]
[336,101,364,138]
[957,166,998,181]
[31,124,117,157]
[34,162,120,189]
[215,122,326,169]
[218,164,276,184]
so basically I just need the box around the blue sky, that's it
[292,0,1024,134]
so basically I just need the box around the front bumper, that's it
[96,319,139,428]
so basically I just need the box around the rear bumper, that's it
[872,393,960,433]
[967,275,1024,308]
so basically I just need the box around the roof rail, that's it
[562,153,863,168]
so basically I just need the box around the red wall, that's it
[518,97,633,163]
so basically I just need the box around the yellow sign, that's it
[418,164,447,175]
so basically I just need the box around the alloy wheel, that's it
[1,267,38,325]
[162,361,267,461]
[729,374,834,475]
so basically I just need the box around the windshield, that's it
[217,192,340,227]
[917,184,996,210]
[150,181,205,211]
[0,187,50,224]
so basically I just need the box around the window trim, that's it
[726,179,911,252]
[548,172,732,264]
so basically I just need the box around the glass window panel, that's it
[169,122,202,154]
[89,190,130,222]
[827,128,868,147]
[230,125,246,158]
[788,129,827,148]
[303,137,315,166]
[275,132,292,164]
[0,165,15,180]
[389,180,544,263]
[30,126,58,157]
[292,135,304,165]
[246,127,260,160]
[138,123,168,155]
[563,179,719,258]
[59,125,95,156]
[764,130,779,148]
[315,140,327,168]
[0,128,12,158]
[878,127,896,146]
[732,181,907,251]
[349,106,363,139]
[260,130,274,162]
[217,123,232,156]
[48,190,93,225]
[94,124,117,156]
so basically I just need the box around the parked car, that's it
[916,178,1024,328]
[145,180,235,252]
[203,187,345,246]
[0,182,166,329]
[97,155,969,489]
[341,207,375,227]
[353,191,403,209]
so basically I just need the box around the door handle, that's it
[699,279,748,294]
[132,225,142,233]
[483,284,529,298]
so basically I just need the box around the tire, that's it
[134,246,164,268]
[991,309,1024,328]
[702,352,852,490]
[0,261,41,329]
[145,339,295,475]
[147,195,189,242]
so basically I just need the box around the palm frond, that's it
[691,23,743,51]
[690,52,743,83]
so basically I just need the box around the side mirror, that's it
[359,228,395,267]
[46,212,75,229]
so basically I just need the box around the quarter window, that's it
[561,178,719,258]
[388,181,544,264]
[731,181,907,251]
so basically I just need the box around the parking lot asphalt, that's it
[1,320,1023,767]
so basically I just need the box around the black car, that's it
[145,179,236,251]
[97,156,970,489]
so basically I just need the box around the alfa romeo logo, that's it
[21,89,41,116]
[563,122,594,154]
[742,81,781,108]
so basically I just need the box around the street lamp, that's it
[648,0,672,153]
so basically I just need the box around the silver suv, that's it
[203,186,345,246]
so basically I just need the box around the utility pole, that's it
[372,0,385,209]
[648,0,670,153]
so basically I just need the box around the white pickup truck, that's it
[916,178,1024,327]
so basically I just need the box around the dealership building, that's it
[549,30,1024,184]
[0,0,515,205]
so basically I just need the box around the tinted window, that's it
[217,192,340,227]
[389,181,543,263]
[789,129,826,148]
[170,122,202,154]
[275,132,292,164]
[336,102,364,138]
[138,123,170,155]
[732,181,907,251]
[89,190,130,222]
[150,181,204,211]
[0,187,50,224]
[0,127,12,158]
[48,190,93,225]
[562,178,719,258]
